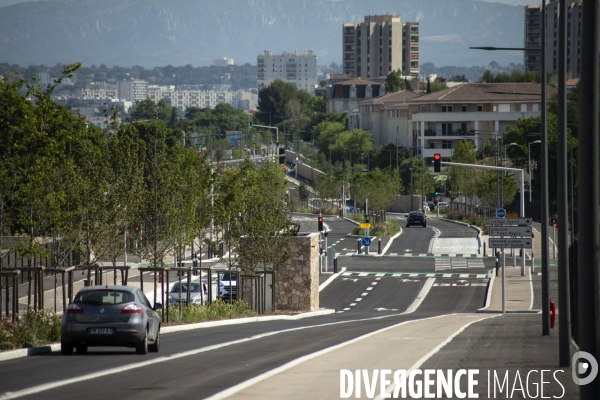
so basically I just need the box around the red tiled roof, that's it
[360,90,423,104]
[566,78,579,87]
[407,83,557,103]
[335,78,385,86]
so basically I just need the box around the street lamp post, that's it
[470,6,551,336]
[409,167,414,211]
[528,140,542,202]
[502,143,517,208]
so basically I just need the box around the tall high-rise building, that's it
[213,58,234,67]
[524,0,582,78]
[342,15,419,79]
[257,50,318,94]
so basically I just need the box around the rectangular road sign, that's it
[489,226,534,237]
[488,218,532,226]
[489,238,533,249]
[359,223,371,229]
[506,213,519,218]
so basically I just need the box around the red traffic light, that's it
[433,153,441,172]
[433,154,441,161]
[134,226,140,232]
[318,217,324,231]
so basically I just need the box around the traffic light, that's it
[365,215,370,224]
[433,153,441,172]
[248,122,253,129]
[134,225,140,233]
[435,187,441,196]
[318,216,324,231]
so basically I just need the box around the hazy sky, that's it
[0,0,536,8]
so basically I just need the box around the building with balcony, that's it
[350,90,423,146]
[325,77,386,114]
[524,0,582,78]
[407,82,557,171]
[147,86,256,112]
[342,15,419,79]
[213,57,234,67]
[257,50,318,94]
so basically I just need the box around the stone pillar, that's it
[274,233,320,311]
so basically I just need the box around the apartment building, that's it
[350,90,423,146]
[80,88,118,100]
[402,22,420,79]
[117,80,148,102]
[213,57,234,67]
[406,83,557,171]
[147,86,257,112]
[524,0,582,78]
[342,15,419,79]
[325,77,386,114]
[257,50,318,94]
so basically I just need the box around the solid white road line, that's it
[403,278,436,314]
[378,314,500,400]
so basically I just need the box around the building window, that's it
[462,105,467,112]
[442,105,453,112]
[477,105,483,112]
[498,104,510,112]
[532,104,539,112]
[442,140,452,149]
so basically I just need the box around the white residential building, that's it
[117,80,148,102]
[257,50,318,94]
[406,82,557,171]
[147,86,257,112]
[213,58,234,67]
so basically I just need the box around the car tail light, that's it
[66,303,83,314]
[121,303,143,314]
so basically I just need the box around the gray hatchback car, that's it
[61,285,162,355]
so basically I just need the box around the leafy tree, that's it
[258,79,312,126]
[449,140,478,202]
[475,172,519,209]
[385,69,412,93]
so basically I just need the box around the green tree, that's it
[385,69,409,93]
[449,140,478,202]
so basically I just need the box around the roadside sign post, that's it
[489,217,533,314]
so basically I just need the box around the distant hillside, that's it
[0,0,525,68]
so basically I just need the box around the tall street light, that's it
[409,167,414,211]
[528,140,541,202]
[470,4,551,336]
[502,142,517,208]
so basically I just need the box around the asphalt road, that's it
[0,213,492,400]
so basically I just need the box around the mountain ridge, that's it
[0,0,525,68]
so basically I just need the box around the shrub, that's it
[351,219,400,237]
[0,308,62,351]
[166,300,255,325]
[445,210,488,234]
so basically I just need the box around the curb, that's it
[342,217,360,226]
[476,310,541,314]
[0,309,336,363]
[440,218,482,235]
[0,344,62,363]
[319,267,347,291]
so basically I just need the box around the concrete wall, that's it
[285,150,324,184]
[390,194,426,213]
[274,232,320,311]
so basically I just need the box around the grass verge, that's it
[443,210,489,234]
[165,300,256,325]
[351,220,400,237]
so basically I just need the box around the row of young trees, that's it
[0,65,293,274]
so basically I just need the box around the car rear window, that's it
[76,290,134,305]
[171,282,201,292]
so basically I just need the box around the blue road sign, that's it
[496,208,507,218]
[361,237,371,247]
[349,207,354,213]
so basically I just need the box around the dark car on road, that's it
[406,211,427,227]
[61,285,162,355]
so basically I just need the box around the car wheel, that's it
[75,344,88,354]
[61,341,74,355]
[423,224,427,228]
[136,331,148,355]
[149,327,160,353]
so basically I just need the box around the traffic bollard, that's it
[495,255,499,277]
[483,242,486,257]
[357,239,361,254]
[219,241,224,257]
[378,238,382,254]
[333,257,338,273]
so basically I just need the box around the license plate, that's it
[89,328,114,334]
